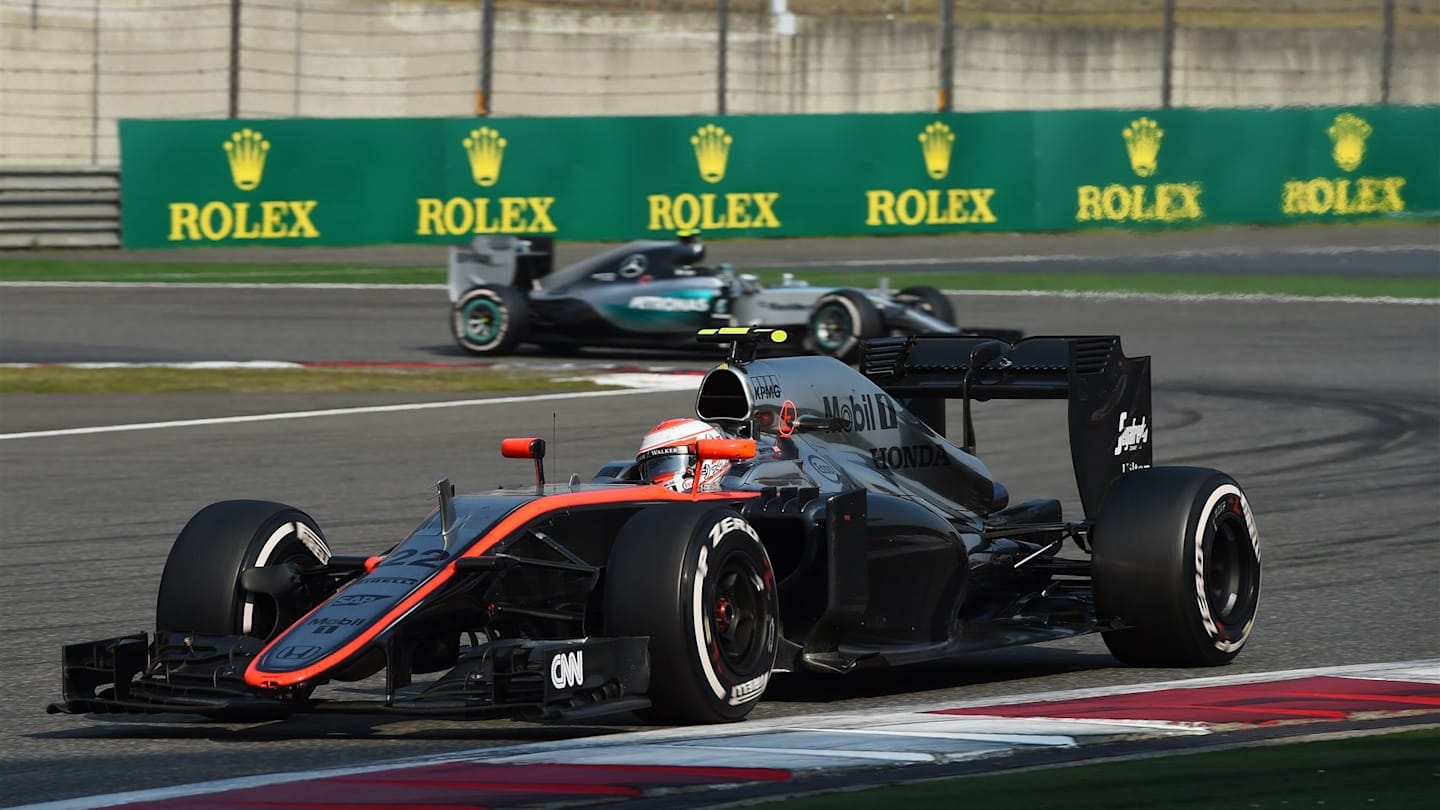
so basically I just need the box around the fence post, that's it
[478,0,494,115]
[718,0,728,115]
[938,0,953,111]
[1380,0,1395,103]
[1160,0,1174,108]
[228,0,240,118]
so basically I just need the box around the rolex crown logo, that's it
[1327,112,1371,173]
[463,126,507,187]
[1122,117,1163,178]
[918,122,956,180]
[691,123,733,184]
[223,128,270,191]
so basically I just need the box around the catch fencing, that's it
[3,0,1439,167]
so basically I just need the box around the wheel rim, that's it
[462,298,502,344]
[810,302,854,352]
[1205,510,1258,629]
[708,551,768,669]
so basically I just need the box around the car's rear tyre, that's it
[1092,467,1261,667]
[605,504,778,724]
[805,288,883,362]
[156,500,332,641]
[451,284,528,356]
[896,285,956,326]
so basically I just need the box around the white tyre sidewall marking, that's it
[689,516,772,706]
[241,520,330,636]
[1193,483,1261,654]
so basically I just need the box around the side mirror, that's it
[695,438,757,461]
[500,437,546,487]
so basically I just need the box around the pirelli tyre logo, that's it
[550,650,584,689]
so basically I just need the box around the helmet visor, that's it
[637,447,695,484]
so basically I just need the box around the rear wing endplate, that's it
[860,335,1152,518]
[447,236,554,302]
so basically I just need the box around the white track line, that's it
[0,387,679,441]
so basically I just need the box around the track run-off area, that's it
[0,226,1437,806]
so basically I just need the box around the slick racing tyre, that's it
[156,500,332,641]
[805,288,883,362]
[451,284,529,356]
[605,504,778,724]
[896,285,956,326]
[1091,467,1261,667]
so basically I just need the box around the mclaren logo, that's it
[1076,116,1203,224]
[866,120,999,228]
[415,126,558,236]
[919,121,955,180]
[1282,113,1406,217]
[167,128,321,243]
[463,126,507,187]
[692,123,733,183]
[224,128,269,190]
[648,123,783,233]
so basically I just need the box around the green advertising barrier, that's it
[118,106,1439,248]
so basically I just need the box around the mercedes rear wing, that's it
[860,335,1152,518]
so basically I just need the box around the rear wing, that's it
[860,335,1151,518]
[446,236,554,302]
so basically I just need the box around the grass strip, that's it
[757,727,1440,810]
[0,366,613,395]
[2,259,1435,298]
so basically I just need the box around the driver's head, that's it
[636,418,730,492]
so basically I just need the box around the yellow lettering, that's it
[700,193,725,230]
[443,198,473,236]
[1381,177,1406,212]
[261,201,286,238]
[750,192,780,228]
[200,201,232,241]
[417,198,443,235]
[725,193,751,229]
[1102,185,1129,221]
[500,197,526,232]
[923,189,945,225]
[528,197,556,232]
[1176,184,1202,220]
[1306,178,1334,214]
[1076,186,1102,222]
[168,203,200,241]
[969,188,996,223]
[895,189,925,226]
[1130,185,1153,222]
[648,195,674,231]
[1281,181,1306,215]
[231,202,260,239]
[672,194,701,231]
[945,189,969,224]
[866,190,896,226]
[288,200,319,237]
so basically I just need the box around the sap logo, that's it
[750,374,783,401]
[628,295,711,313]
[870,444,952,470]
[822,393,898,433]
[728,672,769,706]
[708,516,760,545]
[330,593,385,607]
[1114,411,1149,456]
[550,650,584,690]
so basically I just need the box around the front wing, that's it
[48,632,651,723]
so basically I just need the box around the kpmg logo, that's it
[463,126,507,187]
[691,123,733,183]
[223,128,269,190]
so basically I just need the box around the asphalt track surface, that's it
[1,226,1438,807]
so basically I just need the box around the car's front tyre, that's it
[605,504,778,724]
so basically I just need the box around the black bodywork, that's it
[52,329,1161,723]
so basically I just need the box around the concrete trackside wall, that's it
[3,1,1438,167]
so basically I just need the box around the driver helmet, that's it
[636,418,730,492]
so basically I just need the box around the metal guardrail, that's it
[0,168,121,249]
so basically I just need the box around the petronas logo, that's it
[463,126,507,187]
[223,128,270,191]
[691,123,732,184]
[1327,113,1371,172]
[1122,117,1163,178]
[918,122,955,180]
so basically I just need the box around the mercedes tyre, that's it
[451,284,529,356]
[805,288,884,362]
